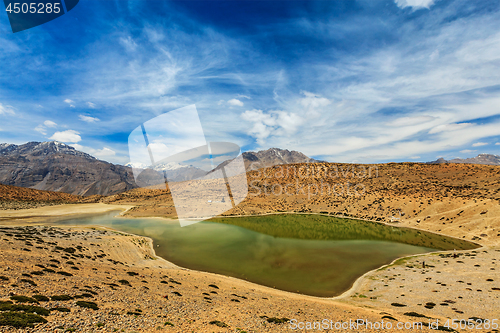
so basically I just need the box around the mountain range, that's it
[0,142,317,196]
[427,154,500,165]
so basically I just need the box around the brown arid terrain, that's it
[0,223,463,333]
[1,161,500,331]
[0,184,101,210]
[109,162,500,246]
[346,248,500,322]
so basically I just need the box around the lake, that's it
[47,212,478,297]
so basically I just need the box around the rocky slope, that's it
[0,142,136,196]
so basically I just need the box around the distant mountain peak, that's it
[427,153,500,165]
[242,147,317,167]
[210,147,317,173]
[125,160,207,182]
[0,141,95,159]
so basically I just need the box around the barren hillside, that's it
[106,162,500,246]
[0,184,98,210]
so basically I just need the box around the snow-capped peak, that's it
[125,161,191,171]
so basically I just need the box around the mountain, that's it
[427,154,500,165]
[0,141,137,196]
[241,148,318,170]
[209,147,317,175]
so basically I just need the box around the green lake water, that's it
[47,212,478,297]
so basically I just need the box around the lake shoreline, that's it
[1,202,496,331]
[0,202,484,299]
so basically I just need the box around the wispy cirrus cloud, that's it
[1,0,500,164]
[79,115,100,123]
[394,0,437,10]
[71,144,115,157]
[0,103,15,115]
[460,149,476,154]
[472,142,488,147]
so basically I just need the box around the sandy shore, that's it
[0,203,497,332]
[0,203,133,222]
[0,224,429,333]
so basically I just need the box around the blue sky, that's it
[1,0,500,164]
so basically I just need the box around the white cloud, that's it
[472,142,488,147]
[49,130,81,143]
[387,116,436,127]
[119,36,137,52]
[70,143,84,151]
[299,91,331,117]
[35,125,47,135]
[71,144,121,163]
[64,99,75,108]
[236,94,251,100]
[409,156,421,159]
[35,120,58,135]
[395,0,436,10]
[460,149,476,154]
[0,103,15,115]
[87,102,96,109]
[227,99,244,107]
[241,109,302,145]
[94,147,116,157]
[79,114,100,123]
[145,27,164,43]
[495,142,500,146]
[43,120,57,128]
[219,98,246,107]
[428,123,471,134]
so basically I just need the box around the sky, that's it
[1,0,500,164]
